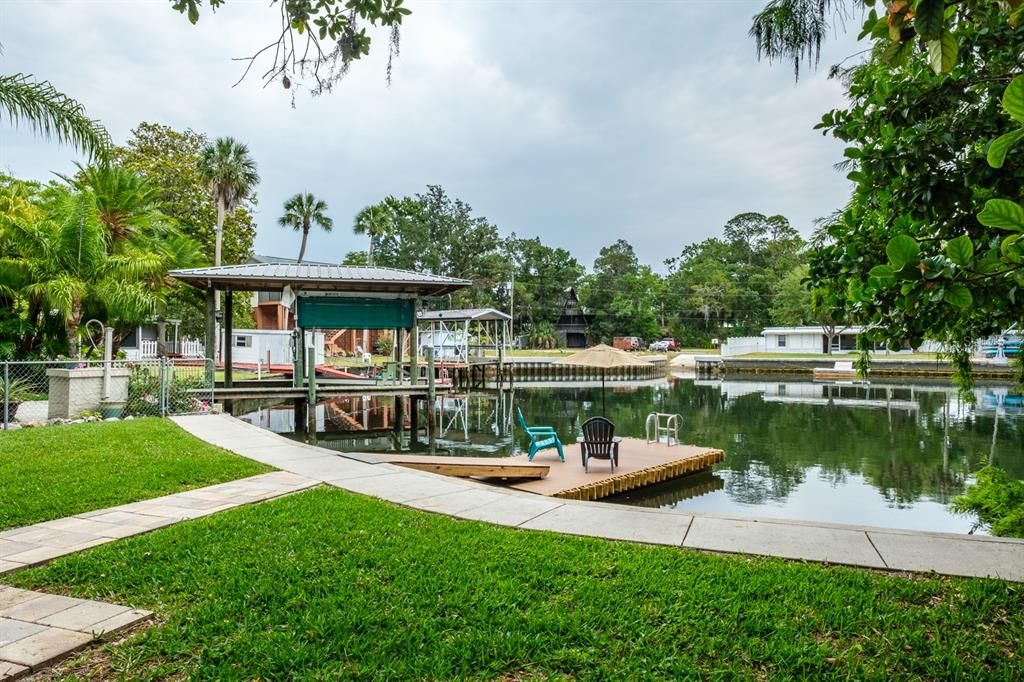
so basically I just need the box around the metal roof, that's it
[169,263,471,296]
[418,308,511,322]
[249,254,334,266]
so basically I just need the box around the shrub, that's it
[952,466,1024,537]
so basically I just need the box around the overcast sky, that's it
[1,0,861,272]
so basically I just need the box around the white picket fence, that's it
[137,338,204,359]
[720,336,765,357]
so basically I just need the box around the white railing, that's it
[140,339,158,358]
[180,339,205,358]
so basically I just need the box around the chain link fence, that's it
[1,358,214,430]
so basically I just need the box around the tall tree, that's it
[279,192,333,263]
[197,137,259,309]
[0,73,110,159]
[352,203,394,266]
[360,186,510,307]
[113,123,257,266]
[581,240,662,343]
[504,236,584,335]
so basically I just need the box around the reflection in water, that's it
[231,376,1022,533]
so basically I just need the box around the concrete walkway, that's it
[172,414,1024,582]
[0,471,316,574]
[0,586,150,680]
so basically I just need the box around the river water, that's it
[231,375,1023,534]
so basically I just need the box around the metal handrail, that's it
[645,412,682,446]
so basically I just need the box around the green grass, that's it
[10,487,1023,680]
[0,419,271,530]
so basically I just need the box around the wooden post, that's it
[204,286,216,385]
[306,347,317,444]
[497,319,505,388]
[293,326,304,388]
[223,287,233,388]
[294,398,306,434]
[426,346,436,447]
[409,297,420,386]
[410,395,419,439]
[395,328,405,381]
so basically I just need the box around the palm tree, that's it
[64,163,165,243]
[197,137,259,276]
[278,192,333,263]
[2,190,166,357]
[0,73,110,159]
[352,203,394,266]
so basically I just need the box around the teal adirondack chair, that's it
[516,408,565,462]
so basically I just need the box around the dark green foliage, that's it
[807,6,1024,391]
[124,367,211,417]
[11,487,1024,679]
[358,186,585,342]
[662,213,806,344]
[580,239,663,343]
[953,466,1024,537]
[0,419,269,529]
[113,123,256,268]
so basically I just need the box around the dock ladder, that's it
[646,412,682,446]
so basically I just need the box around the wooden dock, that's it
[507,439,724,501]
[377,438,724,502]
[380,454,549,479]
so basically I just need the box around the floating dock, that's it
[380,438,724,502]
[508,439,724,501]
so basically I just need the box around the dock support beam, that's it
[293,325,304,388]
[409,297,420,386]
[306,347,317,444]
[426,346,436,450]
[223,287,233,388]
[204,285,216,386]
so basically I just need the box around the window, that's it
[233,335,252,348]
[778,335,787,348]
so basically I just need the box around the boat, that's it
[812,361,864,381]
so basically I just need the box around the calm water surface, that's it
[232,375,1023,534]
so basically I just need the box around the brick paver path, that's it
[0,586,151,680]
[0,471,316,574]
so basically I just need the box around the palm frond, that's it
[0,73,111,159]
[749,0,849,80]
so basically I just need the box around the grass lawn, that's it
[10,488,1023,680]
[0,418,270,530]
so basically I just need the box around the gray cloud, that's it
[0,0,862,271]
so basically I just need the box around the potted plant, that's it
[1,377,31,422]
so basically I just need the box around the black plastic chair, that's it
[578,416,622,472]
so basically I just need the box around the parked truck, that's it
[613,336,641,351]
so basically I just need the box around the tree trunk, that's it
[214,200,225,313]
[298,227,309,263]
[368,231,375,266]
[67,302,83,358]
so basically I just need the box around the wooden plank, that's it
[379,454,549,479]
[392,461,549,479]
